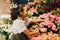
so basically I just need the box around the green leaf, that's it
[52,10,60,15]
[28,14,32,18]
[32,28,35,30]
[57,25,60,29]
[58,34,60,37]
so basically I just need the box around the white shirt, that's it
[12,19,26,34]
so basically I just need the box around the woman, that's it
[11,4,38,40]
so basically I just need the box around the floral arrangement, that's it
[27,0,60,40]
[27,0,60,32]
[28,10,60,40]
[0,14,12,40]
[30,32,60,40]
[0,24,11,40]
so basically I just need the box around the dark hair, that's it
[11,4,24,21]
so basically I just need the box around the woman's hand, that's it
[32,33,39,37]
[23,29,39,36]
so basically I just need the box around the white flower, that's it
[0,14,11,18]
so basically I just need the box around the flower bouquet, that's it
[28,11,60,40]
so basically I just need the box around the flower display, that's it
[28,10,60,40]
[30,32,60,40]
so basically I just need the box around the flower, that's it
[39,13,48,18]
[39,22,44,28]
[40,28,47,32]
[44,6,51,12]
[46,21,53,28]
[55,14,60,25]
[52,25,57,31]
[30,32,60,40]
[49,15,55,22]
[27,2,35,8]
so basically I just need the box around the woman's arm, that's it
[23,29,38,36]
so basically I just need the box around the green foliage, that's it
[28,14,32,18]
[57,25,60,30]
[8,19,13,25]
[0,27,11,40]
[2,31,10,40]
[54,20,60,31]
[0,23,12,40]
[3,18,13,24]
[52,10,60,15]
[32,28,35,30]
[58,33,60,37]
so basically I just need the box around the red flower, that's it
[44,6,50,11]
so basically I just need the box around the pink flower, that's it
[30,37,41,40]
[49,15,55,22]
[39,13,48,18]
[55,16,59,20]
[40,28,47,32]
[47,21,52,28]
[52,24,56,31]
[31,36,47,40]
[55,15,60,25]
[27,2,35,8]
[52,26,57,31]
[40,24,44,28]
[45,21,53,28]
[39,22,45,28]
[25,5,30,8]
[47,12,51,16]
